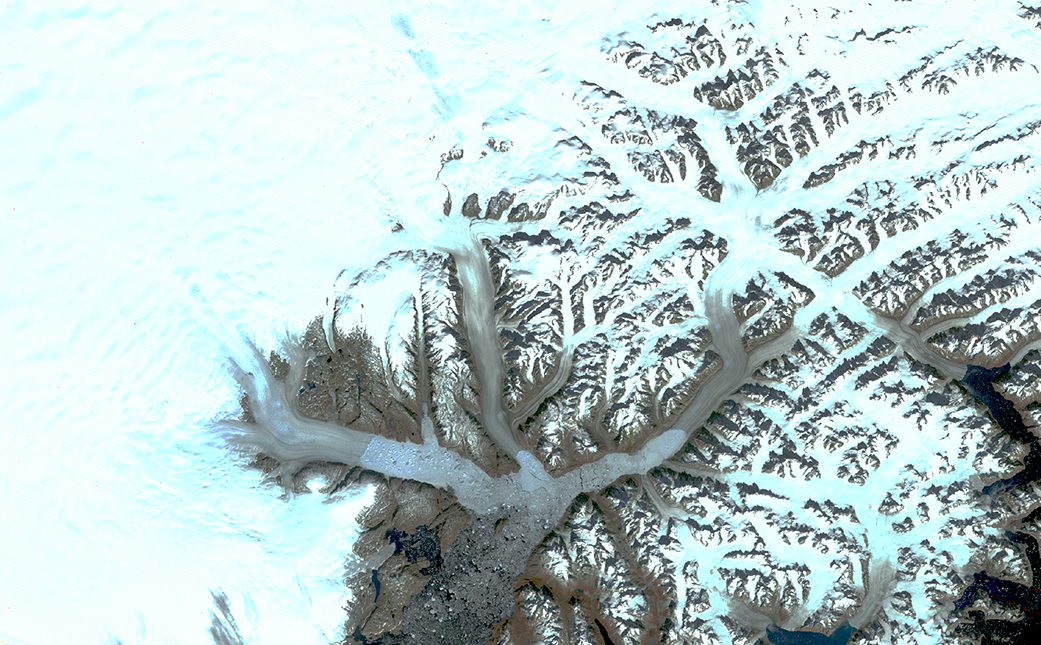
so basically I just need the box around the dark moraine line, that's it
[208,590,246,645]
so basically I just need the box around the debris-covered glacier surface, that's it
[5,1,1041,644]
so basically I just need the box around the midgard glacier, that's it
[209,1,1041,644]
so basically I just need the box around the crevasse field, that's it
[5,1,1041,644]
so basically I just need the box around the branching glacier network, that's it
[212,1,1041,644]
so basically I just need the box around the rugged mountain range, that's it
[217,2,1041,644]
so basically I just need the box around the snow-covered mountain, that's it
[5,1,1041,645]
[213,2,1041,644]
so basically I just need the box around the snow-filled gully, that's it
[218,167,979,528]
[212,102,1026,631]
[214,180,999,643]
[217,212,788,528]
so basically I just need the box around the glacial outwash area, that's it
[207,1,1041,644]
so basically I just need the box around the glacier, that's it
[4,1,1041,644]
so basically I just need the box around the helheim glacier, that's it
[212,1,1041,644]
